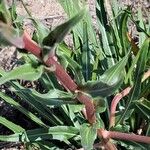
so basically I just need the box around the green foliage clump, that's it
[0,0,150,149]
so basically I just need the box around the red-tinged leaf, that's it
[0,23,24,48]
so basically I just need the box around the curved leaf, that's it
[0,64,44,85]
[79,54,129,97]
[79,80,122,97]
[0,126,79,142]
[43,9,86,46]
[0,92,47,128]
[42,9,86,61]
[80,123,97,150]
[0,116,24,133]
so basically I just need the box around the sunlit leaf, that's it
[80,123,97,150]
[0,126,79,142]
[0,116,24,133]
[0,64,44,85]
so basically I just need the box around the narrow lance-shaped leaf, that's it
[13,88,76,106]
[0,92,47,128]
[135,98,150,120]
[119,8,130,56]
[42,9,86,61]
[117,38,150,125]
[82,22,91,81]
[10,82,62,125]
[80,123,97,150]
[0,116,24,133]
[0,64,44,85]
[0,126,79,142]
[0,22,24,48]
[0,0,12,24]
[79,53,129,97]
[96,0,116,67]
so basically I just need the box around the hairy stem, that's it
[46,57,78,91]
[76,91,96,124]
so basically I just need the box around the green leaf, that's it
[96,115,105,128]
[42,9,86,61]
[79,80,121,97]
[117,38,150,125]
[119,8,130,55]
[0,126,79,142]
[100,52,129,84]
[11,84,75,106]
[10,82,63,125]
[0,92,47,128]
[0,0,12,24]
[0,64,44,85]
[57,54,69,69]
[112,124,130,133]
[0,22,24,48]
[96,0,116,67]
[81,22,91,81]
[135,98,150,120]
[58,51,84,84]
[79,54,129,97]
[0,116,24,133]
[32,19,49,45]
[80,123,97,150]
[119,140,148,150]
[20,89,76,106]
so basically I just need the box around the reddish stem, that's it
[46,57,78,92]
[98,129,150,144]
[76,91,96,124]
[109,87,131,128]
[23,31,41,58]
[22,31,96,123]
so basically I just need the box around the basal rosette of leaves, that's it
[0,0,150,149]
